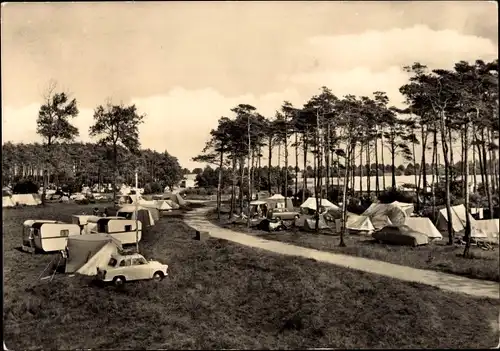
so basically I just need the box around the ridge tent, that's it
[116,205,155,227]
[362,202,411,230]
[155,200,172,211]
[300,197,340,212]
[164,192,187,207]
[11,194,41,206]
[404,217,442,241]
[345,213,374,234]
[474,219,500,244]
[435,204,485,236]
[303,216,330,232]
[2,196,15,208]
[65,234,123,275]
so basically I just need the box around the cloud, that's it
[2,25,497,169]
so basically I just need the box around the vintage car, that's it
[96,252,168,286]
[267,207,300,221]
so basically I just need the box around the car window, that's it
[132,257,147,265]
[108,258,118,267]
[119,258,131,267]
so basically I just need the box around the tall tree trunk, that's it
[431,129,438,214]
[239,157,244,215]
[217,150,223,220]
[351,145,356,195]
[438,112,454,245]
[359,142,363,195]
[460,128,466,199]
[448,126,454,179]
[229,156,236,219]
[325,123,330,197]
[295,133,299,200]
[374,134,380,196]
[303,137,308,203]
[366,142,371,198]
[391,142,396,190]
[477,140,485,194]
[463,123,472,257]
[481,127,494,219]
[472,125,477,192]
[247,120,252,230]
[339,144,351,248]
[113,144,118,203]
[284,123,288,206]
[487,130,496,193]
[277,142,281,194]
[490,129,500,192]
[268,136,272,194]
[380,131,386,190]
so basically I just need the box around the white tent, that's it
[155,200,172,211]
[268,194,285,200]
[11,194,41,206]
[362,202,411,230]
[435,204,483,235]
[345,213,375,233]
[405,217,442,241]
[474,219,500,243]
[2,196,16,208]
[65,234,122,275]
[300,197,340,212]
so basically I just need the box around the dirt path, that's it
[184,206,499,300]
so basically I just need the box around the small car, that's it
[267,207,300,221]
[96,252,168,286]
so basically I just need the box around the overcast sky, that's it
[2,1,498,170]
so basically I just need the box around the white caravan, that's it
[22,220,82,253]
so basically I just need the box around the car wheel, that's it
[113,276,126,287]
[275,216,281,221]
[153,271,164,281]
[294,214,300,219]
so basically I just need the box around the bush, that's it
[143,184,153,195]
[150,182,163,194]
[13,179,39,194]
[378,188,414,204]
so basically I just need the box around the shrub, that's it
[150,182,163,194]
[13,179,39,194]
[377,188,414,204]
[142,184,153,195]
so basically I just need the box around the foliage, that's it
[12,179,39,194]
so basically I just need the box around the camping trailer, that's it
[91,217,142,245]
[22,220,81,253]
[116,205,155,227]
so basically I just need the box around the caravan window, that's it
[60,229,69,237]
[118,212,133,220]
[124,225,132,232]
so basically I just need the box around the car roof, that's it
[111,252,144,260]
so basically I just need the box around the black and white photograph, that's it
[2,1,499,349]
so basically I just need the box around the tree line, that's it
[2,81,184,201]
[195,59,498,254]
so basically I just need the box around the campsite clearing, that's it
[207,210,500,282]
[3,203,500,349]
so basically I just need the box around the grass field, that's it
[3,203,500,349]
[207,210,500,282]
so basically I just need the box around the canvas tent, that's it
[404,217,442,241]
[300,197,340,212]
[345,213,375,234]
[65,234,122,275]
[435,204,486,238]
[474,219,500,244]
[11,194,41,206]
[362,202,412,230]
[116,205,155,227]
[155,200,172,211]
[164,192,187,207]
[265,195,293,210]
[302,216,330,232]
[2,196,16,208]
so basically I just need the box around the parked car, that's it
[96,252,168,286]
[267,207,300,221]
